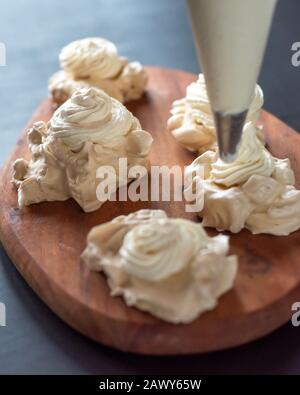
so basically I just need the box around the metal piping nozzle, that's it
[213,110,248,162]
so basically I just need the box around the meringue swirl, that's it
[60,37,123,79]
[168,74,264,153]
[13,87,152,212]
[246,185,300,235]
[185,122,300,235]
[211,122,274,187]
[82,210,238,323]
[119,218,206,281]
[49,87,133,150]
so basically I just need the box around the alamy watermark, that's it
[0,42,6,66]
[0,302,6,327]
[291,42,300,67]
[291,302,300,327]
[95,158,204,212]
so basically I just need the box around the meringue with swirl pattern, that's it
[60,37,123,80]
[119,218,206,281]
[82,209,238,324]
[12,87,153,212]
[168,74,264,154]
[210,122,274,187]
[49,86,133,150]
[49,37,147,105]
[184,122,300,235]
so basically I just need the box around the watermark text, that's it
[0,42,6,66]
[95,158,204,212]
[0,302,6,327]
[291,42,300,67]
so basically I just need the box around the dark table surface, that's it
[0,0,300,374]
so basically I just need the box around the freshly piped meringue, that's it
[49,87,132,150]
[168,74,264,154]
[12,87,153,212]
[210,123,274,187]
[82,209,238,324]
[119,218,206,282]
[60,37,123,80]
[185,122,300,235]
[49,37,147,105]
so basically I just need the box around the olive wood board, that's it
[0,67,300,355]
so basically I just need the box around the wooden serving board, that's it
[1,67,300,355]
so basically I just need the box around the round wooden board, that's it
[1,67,300,355]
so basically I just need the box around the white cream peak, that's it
[49,37,148,105]
[12,87,153,212]
[82,209,238,324]
[185,122,300,235]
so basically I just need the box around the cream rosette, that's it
[168,74,264,154]
[49,87,133,150]
[184,122,300,235]
[119,218,206,281]
[82,209,238,324]
[49,37,147,105]
[59,37,123,80]
[12,88,153,212]
[210,121,274,187]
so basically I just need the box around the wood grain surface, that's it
[0,67,300,355]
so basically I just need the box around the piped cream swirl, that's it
[119,218,206,281]
[168,74,264,154]
[49,87,133,149]
[211,122,274,187]
[185,123,300,235]
[12,88,152,213]
[49,37,147,105]
[60,37,123,79]
[82,210,238,323]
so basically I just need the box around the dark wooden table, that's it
[0,0,300,374]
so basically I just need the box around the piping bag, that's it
[186,0,278,162]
